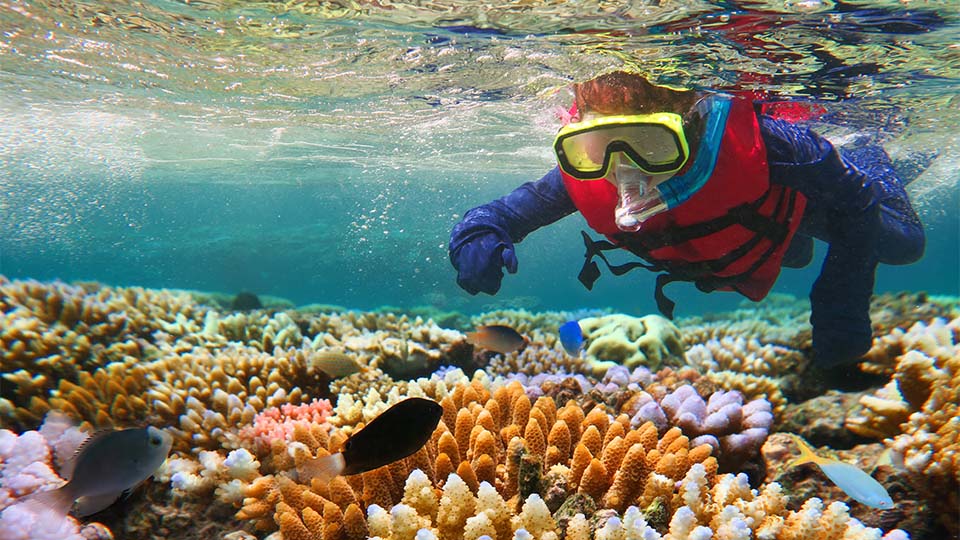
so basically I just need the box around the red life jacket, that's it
[562,96,807,318]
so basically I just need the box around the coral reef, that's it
[626,384,773,470]
[578,314,686,375]
[0,414,111,539]
[2,280,950,539]
[850,317,959,535]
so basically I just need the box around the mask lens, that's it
[556,115,687,179]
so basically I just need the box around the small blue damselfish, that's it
[559,320,584,355]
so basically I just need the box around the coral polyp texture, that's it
[848,316,960,535]
[1,278,955,539]
[578,314,686,375]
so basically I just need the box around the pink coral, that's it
[238,398,333,452]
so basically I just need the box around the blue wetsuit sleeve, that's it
[449,167,576,295]
[452,166,576,244]
[760,117,883,365]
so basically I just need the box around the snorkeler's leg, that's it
[841,145,925,265]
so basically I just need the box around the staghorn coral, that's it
[578,314,686,376]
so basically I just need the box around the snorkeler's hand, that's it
[450,230,518,295]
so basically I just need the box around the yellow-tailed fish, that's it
[297,397,443,483]
[465,324,527,354]
[788,434,894,509]
[311,350,363,378]
[30,426,173,516]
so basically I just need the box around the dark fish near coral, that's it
[558,320,584,355]
[465,324,527,353]
[297,397,443,482]
[30,426,173,516]
[231,291,262,311]
[311,350,364,378]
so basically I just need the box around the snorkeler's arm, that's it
[761,118,883,365]
[449,167,576,294]
[461,167,577,242]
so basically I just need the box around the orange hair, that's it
[574,71,698,116]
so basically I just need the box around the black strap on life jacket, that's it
[576,187,799,319]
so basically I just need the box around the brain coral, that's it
[578,314,686,375]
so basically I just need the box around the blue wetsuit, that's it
[449,115,925,367]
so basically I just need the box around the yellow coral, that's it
[578,314,686,375]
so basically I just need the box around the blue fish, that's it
[559,320,584,355]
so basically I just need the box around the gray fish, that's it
[31,426,173,516]
[311,350,364,378]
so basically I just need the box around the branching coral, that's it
[1,279,945,539]
[676,293,812,351]
[846,317,960,535]
[685,337,807,378]
[228,378,721,537]
[0,279,203,428]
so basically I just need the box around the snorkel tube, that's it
[610,95,731,232]
[613,162,667,231]
[656,95,731,208]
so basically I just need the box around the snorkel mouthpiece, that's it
[613,162,667,232]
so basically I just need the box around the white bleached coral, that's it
[0,415,103,540]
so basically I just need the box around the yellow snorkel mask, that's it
[553,112,691,180]
[553,95,732,231]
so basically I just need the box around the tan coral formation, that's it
[579,314,686,375]
[1,278,475,434]
[233,378,719,538]
[847,316,959,535]
[228,378,905,539]
[0,278,208,428]
[685,336,806,377]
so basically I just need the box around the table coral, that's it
[578,314,686,375]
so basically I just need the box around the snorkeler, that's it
[448,71,925,370]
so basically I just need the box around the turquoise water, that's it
[1,1,958,314]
